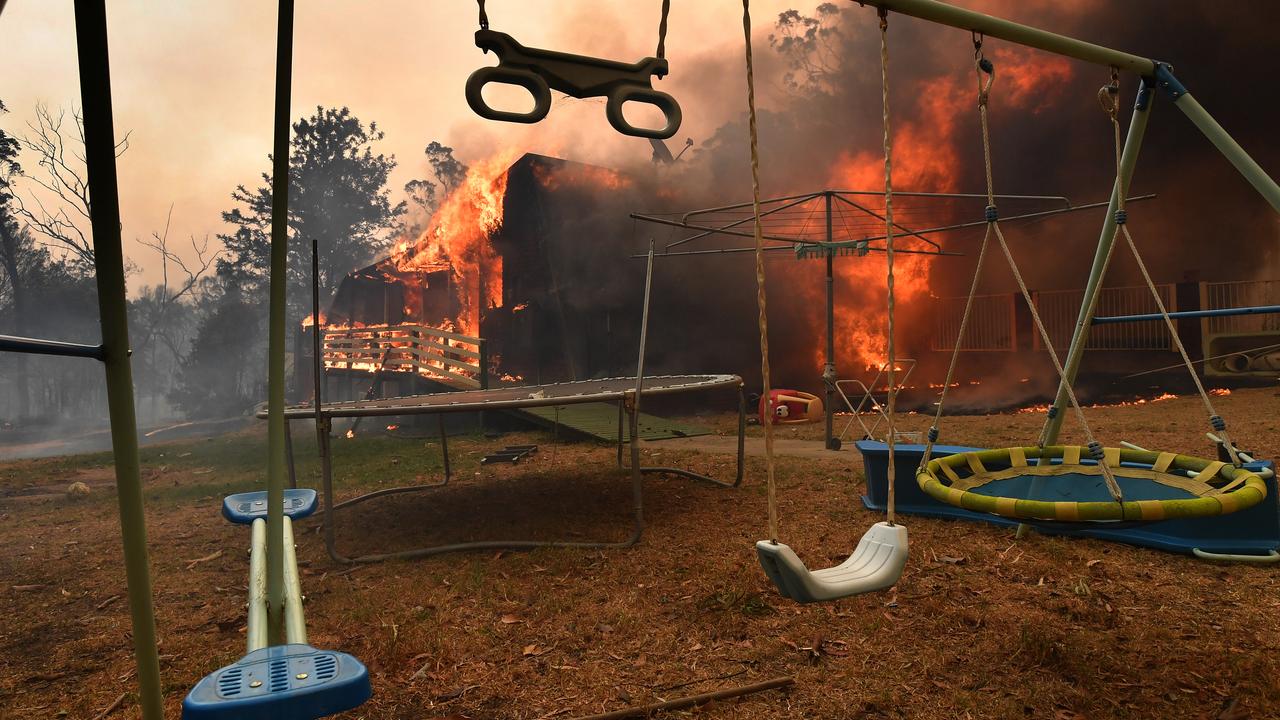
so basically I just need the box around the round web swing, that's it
[915,42,1267,525]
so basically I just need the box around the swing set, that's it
[4,1,1278,717]
[749,0,1280,603]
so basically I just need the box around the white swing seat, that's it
[756,522,908,603]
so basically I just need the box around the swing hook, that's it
[1098,66,1121,119]
[973,33,994,107]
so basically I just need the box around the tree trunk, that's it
[0,224,30,421]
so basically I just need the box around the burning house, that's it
[307,147,1280,415]
[314,153,653,397]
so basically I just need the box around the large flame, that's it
[814,47,1075,372]
[390,148,520,335]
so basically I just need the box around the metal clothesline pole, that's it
[628,195,1153,259]
[823,191,838,449]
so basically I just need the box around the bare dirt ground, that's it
[1,386,1278,719]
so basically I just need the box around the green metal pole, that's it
[266,0,295,645]
[863,0,1155,74]
[1041,82,1153,445]
[73,2,164,718]
[1172,91,1280,213]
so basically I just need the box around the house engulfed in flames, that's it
[315,153,649,395]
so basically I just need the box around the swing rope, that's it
[877,8,899,525]
[741,0,779,544]
[966,38,1125,504]
[1098,72,1244,467]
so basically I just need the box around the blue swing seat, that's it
[183,643,371,720]
[223,489,318,525]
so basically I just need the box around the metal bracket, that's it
[466,29,681,140]
[1151,62,1187,101]
[1134,76,1154,111]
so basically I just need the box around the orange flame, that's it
[815,49,1075,371]
[390,149,520,335]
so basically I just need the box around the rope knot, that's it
[1087,440,1106,462]
[1114,209,1127,225]
[1046,405,1059,420]
[984,205,998,223]
[1210,415,1226,431]
[927,426,939,443]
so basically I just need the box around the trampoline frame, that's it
[267,375,745,563]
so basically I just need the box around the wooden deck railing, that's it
[322,324,486,390]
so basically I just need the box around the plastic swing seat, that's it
[755,522,908,603]
[222,488,318,524]
[183,643,371,720]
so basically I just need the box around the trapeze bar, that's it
[0,334,105,360]
[863,0,1155,74]
[1092,305,1280,325]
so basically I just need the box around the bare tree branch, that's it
[12,104,131,268]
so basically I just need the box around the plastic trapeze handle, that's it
[465,66,552,124]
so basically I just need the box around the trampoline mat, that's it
[265,374,742,419]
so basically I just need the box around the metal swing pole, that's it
[265,0,295,643]
[1042,82,1153,445]
[73,2,164,717]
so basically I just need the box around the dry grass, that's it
[1,386,1278,719]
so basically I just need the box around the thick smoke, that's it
[556,1,1280,405]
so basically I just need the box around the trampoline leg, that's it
[318,415,354,564]
[616,399,625,468]
[635,382,746,488]
[439,414,451,485]
[628,398,645,543]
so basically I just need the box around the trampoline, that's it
[262,374,745,563]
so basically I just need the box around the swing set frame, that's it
[2,0,1277,714]
[863,0,1280,447]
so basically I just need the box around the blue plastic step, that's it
[223,489,318,525]
[183,643,371,720]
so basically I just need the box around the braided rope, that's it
[741,0,779,543]
[973,52,1124,504]
[918,39,994,468]
[878,9,898,524]
[1099,81,1244,466]
[656,0,671,59]
[920,226,990,468]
